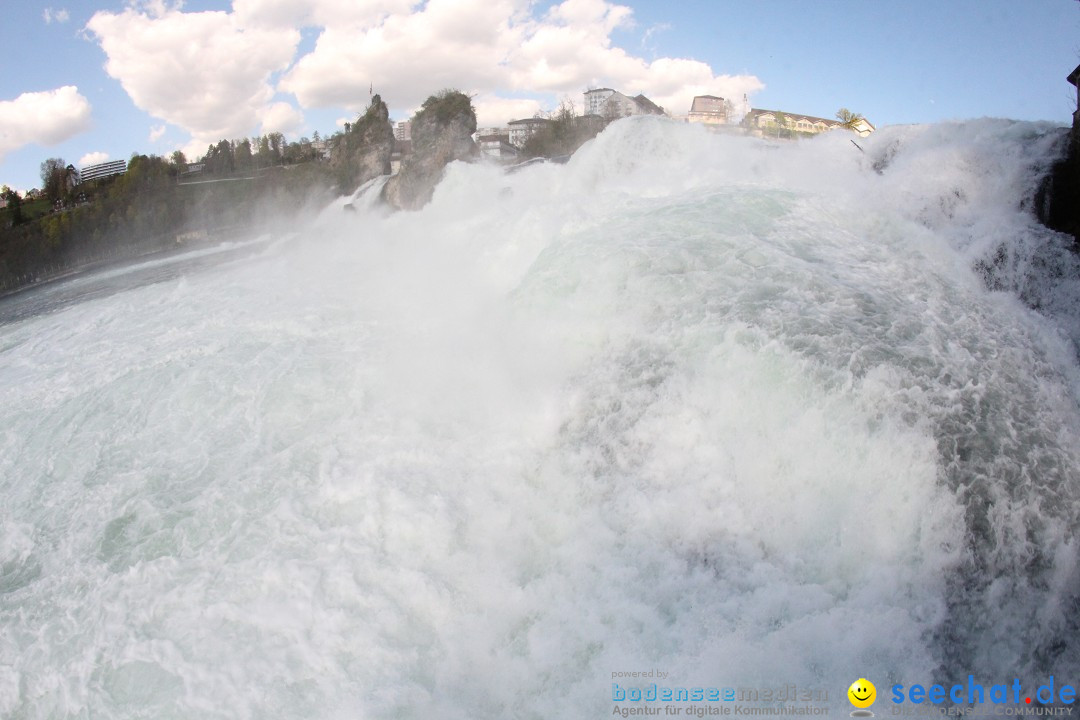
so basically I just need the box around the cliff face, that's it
[382,91,478,211]
[331,94,394,194]
[1037,129,1080,246]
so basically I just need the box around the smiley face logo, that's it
[848,678,876,709]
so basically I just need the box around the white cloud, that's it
[85,0,762,151]
[472,94,543,127]
[280,0,518,113]
[149,124,166,142]
[85,5,300,150]
[79,151,109,167]
[280,0,763,119]
[232,0,414,30]
[260,101,304,135]
[0,86,92,161]
[43,8,70,24]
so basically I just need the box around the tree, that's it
[234,139,253,170]
[205,140,235,174]
[170,150,188,173]
[40,157,67,205]
[268,132,284,162]
[836,108,865,131]
[1,185,23,226]
[522,99,603,159]
[773,112,789,139]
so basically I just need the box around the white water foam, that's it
[1,117,1078,718]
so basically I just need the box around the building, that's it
[744,108,875,139]
[583,88,666,120]
[1069,64,1080,131]
[312,138,331,160]
[688,95,728,126]
[848,118,875,138]
[79,159,127,183]
[476,133,519,161]
[584,88,616,116]
[394,120,412,143]
[743,109,840,138]
[508,117,551,148]
[390,141,412,175]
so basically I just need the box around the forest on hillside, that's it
[0,133,340,295]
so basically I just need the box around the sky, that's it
[1,0,1078,192]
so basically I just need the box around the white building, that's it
[584,88,616,116]
[79,159,127,183]
[583,88,665,119]
[394,120,411,142]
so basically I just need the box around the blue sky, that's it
[1,0,1077,193]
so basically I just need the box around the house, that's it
[508,117,551,148]
[477,133,519,161]
[688,95,728,126]
[1069,64,1080,130]
[583,88,666,120]
[311,138,331,160]
[849,118,875,138]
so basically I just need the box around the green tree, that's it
[836,108,865,131]
[170,150,188,173]
[40,157,67,205]
[234,139,253,170]
[268,132,284,162]
[1,185,23,226]
[773,112,790,139]
[205,140,235,174]
[523,99,603,159]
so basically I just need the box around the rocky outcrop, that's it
[1037,130,1080,246]
[381,91,478,211]
[330,94,394,194]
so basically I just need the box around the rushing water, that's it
[2,117,1079,718]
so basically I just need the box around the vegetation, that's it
[381,89,476,211]
[330,94,394,192]
[836,108,866,131]
[415,89,475,127]
[0,90,874,295]
[0,137,338,293]
[522,100,604,158]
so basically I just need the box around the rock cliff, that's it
[1037,130,1080,247]
[382,91,478,211]
[331,94,394,194]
